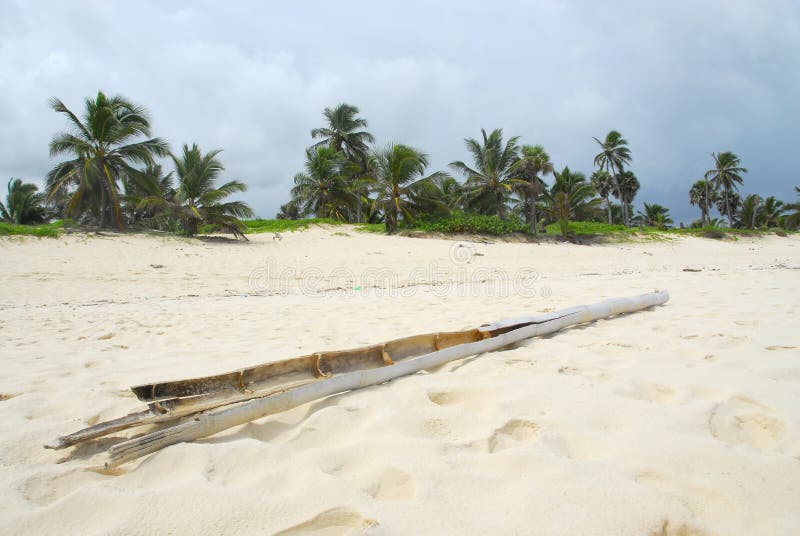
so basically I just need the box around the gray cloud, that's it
[1,0,798,222]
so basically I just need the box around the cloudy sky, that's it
[1,0,798,222]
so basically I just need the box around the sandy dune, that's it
[0,228,798,535]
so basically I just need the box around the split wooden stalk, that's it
[106,290,669,468]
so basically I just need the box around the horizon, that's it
[1,1,799,224]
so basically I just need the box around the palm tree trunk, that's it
[606,196,612,224]
[703,182,711,227]
[497,191,505,220]
[530,182,537,236]
[725,190,732,228]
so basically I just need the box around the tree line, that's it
[3,94,799,237]
[281,103,800,236]
[2,91,253,237]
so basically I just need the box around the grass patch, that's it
[0,221,64,238]
[243,218,346,233]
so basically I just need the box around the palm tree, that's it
[291,147,351,220]
[276,200,301,220]
[590,170,614,224]
[705,151,747,228]
[593,130,632,225]
[618,171,640,213]
[545,167,599,239]
[139,144,252,238]
[123,162,175,226]
[689,179,716,227]
[368,144,443,233]
[511,144,554,235]
[760,196,784,228]
[45,91,169,228]
[0,178,47,224]
[715,191,741,227]
[737,194,763,229]
[431,174,463,211]
[785,187,800,230]
[450,128,520,219]
[311,103,375,162]
[634,203,673,229]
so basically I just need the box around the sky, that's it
[1,0,799,223]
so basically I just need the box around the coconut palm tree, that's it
[291,146,351,220]
[689,179,716,227]
[705,151,747,228]
[737,194,763,229]
[311,103,375,162]
[123,162,176,226]
[45,91,169,228]
[511,144,554,235]
[0,178,47,224]
[368,144,445,233]
[138,144,252,238]
[545,167,599,240]
[590,170,614,224]
[759,196,784,228]
[593,130,632,225]
[450,128,520,219]
[431,174,463,211]
[634,203,673,229]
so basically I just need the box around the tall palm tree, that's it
[634,203,673,229]
[705,151,747,228]
[310,103,375,162]
[590,170,614,224]
[291,147,351,220]
[139,144,252,238]
[0,178,47,224]
[593,130,632,225]
[689,179,716,227]
[618,170,640,215]
[450,128,520,219]
[45,91,169,228]
[545,167,599,239]
[368,144,443,233]
[511,144,554,235]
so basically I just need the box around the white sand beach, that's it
[0,229,798,535]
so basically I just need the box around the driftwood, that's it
[46,290,669,467]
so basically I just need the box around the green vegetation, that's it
[3,94,799,243]
[243,218,346,233]
[0,221,64,238]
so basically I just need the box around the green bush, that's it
[413,212,528,235]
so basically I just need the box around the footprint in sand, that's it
[21,469,106,506]
[427,390,464,406]
[482,419,540,453]
[274,507,377,535]
[366,467,415,501]
[709,395,785,449]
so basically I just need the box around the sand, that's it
[0,228,798,535]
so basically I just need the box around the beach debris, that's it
[47,291,669,468]
[682,267,702,272]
